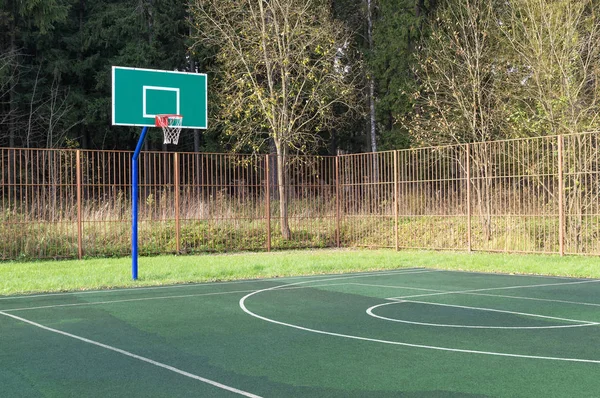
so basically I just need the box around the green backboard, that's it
[112,66,207,129]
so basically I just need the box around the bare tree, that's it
[191,0,363,239]
[406,0,504,240]
[500,0,600,136]
[500,0,600,251]
[0,47,21,144]
[365,0,379,182]
[46,79,77,147]
[407,0,503,145]
[0,48,19,99]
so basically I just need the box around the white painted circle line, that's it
[0,310,262,398]
[366,301,599,329]
[239,274,600,364]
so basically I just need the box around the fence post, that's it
[265,154,271,252]
[174,152,181,254]
[466,144,472,252]
[76,150,83,259]
[394,151,399,251]
[335,156,341,248]
[558,135,565,256]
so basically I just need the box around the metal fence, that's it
[1,132,599,260]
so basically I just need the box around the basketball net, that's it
[155,114,183,145]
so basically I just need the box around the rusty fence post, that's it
[76,150,83,259]
[265,154,271,252]
[466,144,472,252]
[557,135,565,256]
[174,152,181,254]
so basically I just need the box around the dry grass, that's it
[3,190,599,260]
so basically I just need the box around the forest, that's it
[1,0,597,154]
[1,0,600,260]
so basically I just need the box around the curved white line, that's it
[239,275,600,364]
[366,301,599,329]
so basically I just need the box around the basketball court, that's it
[2,268,600,397]
[14,67,588,396]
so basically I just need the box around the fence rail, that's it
[1,132,599,260]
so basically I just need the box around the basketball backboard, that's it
[112,66,207,129]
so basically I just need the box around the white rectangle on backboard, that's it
[142,86,180,118]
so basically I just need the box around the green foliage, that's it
[0,0,199,150]
[369,0,429,150]
[0,0,598,155]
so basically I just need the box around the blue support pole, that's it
[132,127,149,280]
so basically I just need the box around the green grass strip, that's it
[1,249,599,296]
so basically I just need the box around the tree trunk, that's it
[147,0,154,45]
[366,0,378,182]
[368,80,377,153]
[193,129,200,152]
[8,8,16,149]
[78,0,86,148]
[275,143,291,240]
[366,0,377,154]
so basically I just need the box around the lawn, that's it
[1,249,599,296]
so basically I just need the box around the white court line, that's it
[0,270,433,395]
[354,282,600,310]
[0,275,313,301]
[9,272,593,314]
[0,268,429,301]
[3,289,263,312]
[0,280,274,301]
[0,310,262,398]
[387,278,600,300]
[464,292,600,308]
[351,283,445,293]
[2,283,352,313]
[405,300,599,325]
[240,273,600,363]
[437,268,589,280]
[366,300,598,329]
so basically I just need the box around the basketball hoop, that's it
[155,114,183,145]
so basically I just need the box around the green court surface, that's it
[2,268,600,397]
